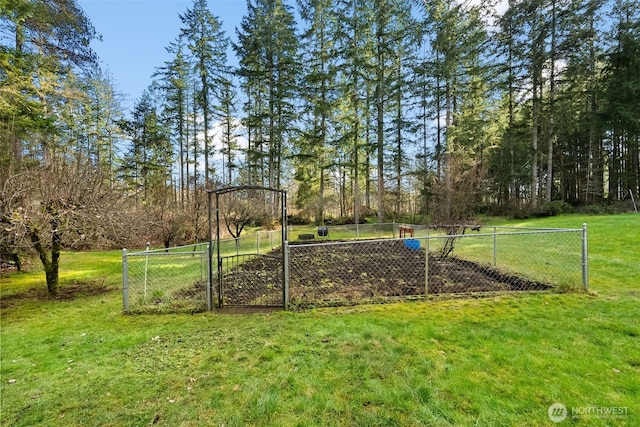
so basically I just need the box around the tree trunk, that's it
[395,57,403,218]
[376,94,384,223]
[179,92,185,208]
[353,95,360,224]
[435,49,443,178]
[531,66,541,207]
[376,48,385,223]
[352,0,360,226]
[318,163,325,225]
[29,226,60,296]
[546,0,557,203]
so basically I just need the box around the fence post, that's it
[283,240,290,310]
[493,227,497,267]
[204,245,208,281]
[582,223,589,290]
[425,237,429,296]
[143,242,150,302]
[122,248,128,312]
[203,244,211,311]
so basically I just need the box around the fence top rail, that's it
[127,250,207,257]
[286,223,581,231]
[287,223,397,231]
[434,228,582,238]
[220,253,281,260]
[488,226,582,232]
[126,242,208,254]
[392,224,581,233]
[288,227,582,249]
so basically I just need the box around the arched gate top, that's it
[207,185,286,196]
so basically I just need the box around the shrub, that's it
[287,214,310,225]
[532,200,571,217]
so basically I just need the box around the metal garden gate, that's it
[217,251,284,307]
[207,186,288,310]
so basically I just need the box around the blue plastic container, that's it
[404,239,420,250]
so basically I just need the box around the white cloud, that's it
[467,0,509,32]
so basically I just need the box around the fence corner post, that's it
[283,240,290,310]
[493,226,497,267]
[122,248,128,313]
[206,243,213,312]
[582,223,589,290]
[424,238,429,296]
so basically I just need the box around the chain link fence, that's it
[217,229,283,256]
[123,225,588,312]
[288,226,587,308]
[122,230,283,313]
[122,243,209,313]
[289,222,436,241]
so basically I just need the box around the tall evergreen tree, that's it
[234,0,268,186]
[1,0,98,169]
[155,36,192,205]
[218,70,240,185]
[234,0,300,215]
[180,0,229,187]
[296,0,339,223]
[602,0,640,200]
[83,66,125,187]
[119,89,173,204]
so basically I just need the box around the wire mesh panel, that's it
[218,253,283,306]
[458,227,584,290]
[217,231,282,257]
[288,222,424,240]
[123,244,208,313]
[289,240,425,305]
[288,228,584,308]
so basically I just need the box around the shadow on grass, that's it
[0,279,117,309]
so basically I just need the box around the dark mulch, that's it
[217,240,551,308]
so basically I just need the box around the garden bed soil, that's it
[219,240,551,307]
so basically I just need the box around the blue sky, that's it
[78,0,248,111]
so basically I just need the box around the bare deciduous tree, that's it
[0,164,127,295]
[219,190,268,240]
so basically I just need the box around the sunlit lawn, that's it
[1,214,638,426]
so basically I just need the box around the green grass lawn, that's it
[1,214,639,426]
